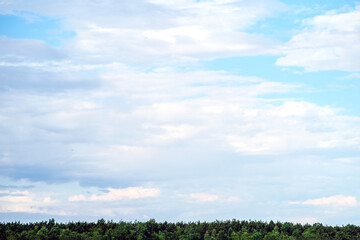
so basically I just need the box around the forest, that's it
[1,218,360,240]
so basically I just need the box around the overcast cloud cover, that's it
[0,0,360,225]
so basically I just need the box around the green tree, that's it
[185,226,201,240]
[240,232,253,240]
[204,231,211,240]
[36,226,49,240]
[280,223,293,236]
[6,229,18,240]
[230,231,240,240]
[135,222,146,240]
[217,230,225,240]
[49,226,61,240]
[59,228,71,240]
[210,229,217,240]
[252,231,262,240]
[264,226,280,240]
[265,221,275,233]
[302,228,319,240]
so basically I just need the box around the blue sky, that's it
[0,0,360,225]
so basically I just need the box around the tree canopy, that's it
[1,218,360,240]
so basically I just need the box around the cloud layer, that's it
[276,6,360,71]
[0,0,359,225]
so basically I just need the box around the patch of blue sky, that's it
[199,56,360,116]
[280,0,359,14]
[246,17,299,42]
[245,7,305,42]
[247,1,359,42]
[261,83,360,116]
[263,69,360,116]
[0,12,75,46]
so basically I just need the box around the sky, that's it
[0,0,359,225]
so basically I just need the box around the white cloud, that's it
[0,0,284,64]
[148,0,284,29]
[0,189,60,214]
[1,0,360,224]
[225,101,360,154]
[290,195,358,207]
[223,196,241,203]
[276,6,360,72]
[338,73,360,80]
[43,197,57,204]
[177,192,219,203]
[143,124,202,143]
[69,187,160,202]
[178,192,240,203]
[69,23,278,65]
[190,193,220,202]
[0,190,32,203]
[68,194,87,202]
[1,69,359,175]
[333,157,359,163]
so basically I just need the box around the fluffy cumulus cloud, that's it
[226,101,360,154]
[290,195,358,207]
[0,189,63,215]
[276,5,360,72]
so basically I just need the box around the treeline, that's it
[1,218,360,240]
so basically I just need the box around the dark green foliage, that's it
[252,231,262,240]
[1,218,360,240]
[204,231,211,240]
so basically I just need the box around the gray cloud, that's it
[0,37,66,61]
